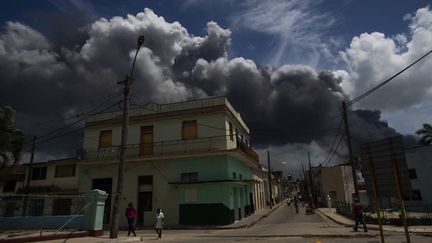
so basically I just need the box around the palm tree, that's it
[416,123,432,146]
[0,106,25,169]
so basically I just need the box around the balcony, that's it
[77,135,259,164]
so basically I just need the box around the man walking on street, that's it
[125,203,137,237]
[353,198,368,232]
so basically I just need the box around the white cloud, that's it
[340,6,432,112]
[230,0,335,67]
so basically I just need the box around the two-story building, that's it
[77,97,262,227]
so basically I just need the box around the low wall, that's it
[0,215,84,230]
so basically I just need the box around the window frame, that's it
[98,130,112,148]
[31,167,47,180]
[181,172,198,183]
[55,164,76,178]
[182,120,198,140]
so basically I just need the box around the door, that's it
[249,193,254,214]
[140,126,153,155]
[92,178,112,224]
[137,175,153,225]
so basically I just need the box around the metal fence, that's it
[335,201,432,225]
[0,194,88,218]
[78,135,259,163]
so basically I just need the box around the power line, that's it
[322,131,345,167]
[347,48,432,107]
[319,118,344,166]
[25,100,122,146]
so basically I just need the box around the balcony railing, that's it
[77,135,259,163]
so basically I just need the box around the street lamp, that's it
[110,35,145,239]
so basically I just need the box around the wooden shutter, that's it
[99,130,112,148]
[140,126,153,155]
[182,120,197,140]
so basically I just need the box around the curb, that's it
[316,209,432,234]
[246,201,286,228]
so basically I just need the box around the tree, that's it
[0,106,25,169]
[416,123,432,146]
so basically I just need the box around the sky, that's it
[1,0,431,175]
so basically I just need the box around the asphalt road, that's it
[44,204,432,243]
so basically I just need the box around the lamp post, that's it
[110,35,145,239]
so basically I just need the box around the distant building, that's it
[307,165,355,206]
[404,146,432,207]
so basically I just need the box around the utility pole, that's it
[341,101,360,200]
[267,150,273,208]
[110,35,145,239]
[301,164,309,199]
[22,136,36,216]
[308,152,316,203]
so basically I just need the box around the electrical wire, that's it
[346,48,432,107]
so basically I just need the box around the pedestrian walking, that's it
[352,198,368,232]
[125,203,137,237]
[294,197,299,214]
[154,208,164,239]
[327,194,332,211]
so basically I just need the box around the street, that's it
[46,204,432,243]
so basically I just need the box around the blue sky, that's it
[2,0,430,68]
[1,0,432,166]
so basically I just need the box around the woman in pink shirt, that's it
[125,203,137,237]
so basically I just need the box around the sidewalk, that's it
[158,201,285,230]
[0,203,286,243]
[317,208,432,233]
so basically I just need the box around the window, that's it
[140,126,153,155]
[98,130,112,148]
[408,169,417,179]
[3,180,16,192]
[412,190,423,201]
[229,122,234,141]
[55,164,76,177]
[181,172,198,182]
[182,120,197,140]
[4,202,16,217]
[239,174,243,180]
[138,176,153,212]
[232,172,237,180]
[52,199,72,215]
[32,167,47,180]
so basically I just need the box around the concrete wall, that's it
[405,146,432,206]
[320,166,354,203]
[84,112,228,149]
[0,215,84,230]
[78,159,178,227]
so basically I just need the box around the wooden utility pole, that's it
[110,35,144,239]
[22,136,36,216]
[267,150,273,208]
[301,164,309,198]
[369,161,385,243]
[341,101,359,199]
[392,160,410,243]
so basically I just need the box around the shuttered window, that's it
[229,122,234,141]
[182,120,197,140]
[99,130,112,148]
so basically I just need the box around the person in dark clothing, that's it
[352,198,368,232]
[125,203,137,237]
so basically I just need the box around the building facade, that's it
[77,97,263,226]
[405,146,432,207]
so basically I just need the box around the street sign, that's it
[360,136,412,198]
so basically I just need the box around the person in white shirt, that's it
[154,208,164,239]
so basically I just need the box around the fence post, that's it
[84,189,108,236]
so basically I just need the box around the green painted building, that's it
[77,97,263,226]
